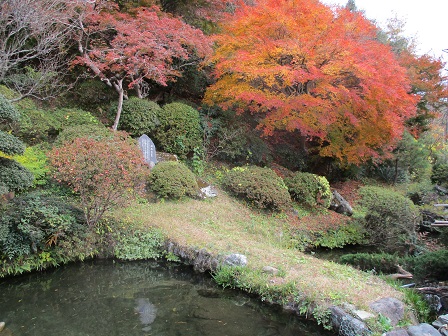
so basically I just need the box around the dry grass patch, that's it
[113,190,404,311]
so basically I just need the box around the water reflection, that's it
[0,260,334,335]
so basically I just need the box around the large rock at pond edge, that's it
[384,330,410,336]
[369,297,404,326]
[223,254,247,267]
[329,306,370,336]
[407,323,442,336]
[329,190,353,216]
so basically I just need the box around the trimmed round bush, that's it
[222,166,291,211]
[409,250,448,281]
[110,97,161,136]
[149,161,198,199]
[0,157,34,192]
[358,186,420,253]
[154,102,202,159]
[285,172,331,208]
[0,93,20,123]
[0,131,25,155]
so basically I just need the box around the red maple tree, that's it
[204,0,419,165]
[73,2,213,130]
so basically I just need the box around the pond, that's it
[0,260,334,336]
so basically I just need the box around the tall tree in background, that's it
[0,0,74,101]
[204,0,418,165]
[73,2,213,130]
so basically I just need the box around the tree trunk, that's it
[112,79,125,131]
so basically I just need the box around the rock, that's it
[438,314,448,324]
[407,323,442,336]
[155,152,178,162]
[0,322,4,332]
[329,306,370,336]
[223,254,247,267]
[262,266,279,275]
[369,298,405,326]
[383,329,409,336]
[198,185,218,199]
[329,190,353,216]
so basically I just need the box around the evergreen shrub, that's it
[285,172,332,208]
[154,102,202,159]
[431,162,448,187]
[16,107,99,145]
[54,124,112,147]
[409,250,448,281]
[358,186,420,253]
[222,166,291,211]
[110,97,161,136]
[13,146,50,186]
[0,191,86,259]
[149,161,198,199]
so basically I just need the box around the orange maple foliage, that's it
[204,0,419,165]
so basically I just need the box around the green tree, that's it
[0,94,33,193]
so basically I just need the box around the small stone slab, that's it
[353,310,375,320]
[383,330,410,336]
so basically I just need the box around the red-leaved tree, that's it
[48,131,150,227]
[204,0,419,165]
[73,2,213,130]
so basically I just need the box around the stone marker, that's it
[138,134,157,168]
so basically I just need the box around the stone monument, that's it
[138,134,157,168]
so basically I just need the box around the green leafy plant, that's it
[12,146,50,186]
[149,161,198,199]
[285,172,332,208]
[222,165,292,211]
[113,228,164,260]
[53,124,113,147]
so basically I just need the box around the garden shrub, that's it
[110,97,161,136]
[0,191,86,260]
[431,162,448,187]
[113,227,164,260]
[149,161,198,199]
[154,102,202,159]
[408,250,448,281]
[15,106,99,145]
[339,252,401,274]
[53,124,112,147]
[12,146,50,186]
[48,131,150,226]
[358,186,420,253]
[285,172,332,208]
[0,94,33,193]
[222,166,291,211]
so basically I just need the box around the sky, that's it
[320,0,448,61]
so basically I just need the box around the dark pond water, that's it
[0,260,334,336]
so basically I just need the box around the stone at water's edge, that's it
[407,323,442,336]
[369,297,405,326]
[329,306,369,336]
[383,330,410,336]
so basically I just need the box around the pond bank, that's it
[113,191,419,335]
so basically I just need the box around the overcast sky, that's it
[320,0,447,61]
